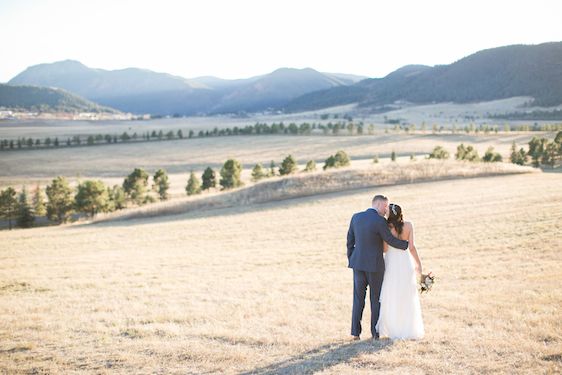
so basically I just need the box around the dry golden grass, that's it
[1,171,561,374]
[91,160,538,223]
[0,132,553,190]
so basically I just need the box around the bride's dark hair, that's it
[387,203,404,235]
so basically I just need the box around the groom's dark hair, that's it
[372,194,388,203]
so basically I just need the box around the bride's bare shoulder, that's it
[403,221,414,236]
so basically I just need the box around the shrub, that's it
[482,147,502,162]
[304,160,316,172]
[428,146,450,159]
[324,150,350,170]
[455,144,480,162]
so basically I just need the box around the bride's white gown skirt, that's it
[376,247,425,339]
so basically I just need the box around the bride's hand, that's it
[415,265,422,275]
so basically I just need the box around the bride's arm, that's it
[383,240,388,253]
[407,222,422,275]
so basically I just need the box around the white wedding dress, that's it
[376,245,424,339]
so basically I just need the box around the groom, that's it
[347,194,409,340]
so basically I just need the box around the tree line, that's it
[3,120,561,152]
[418,132,561,168]
[0,150,352,230]
[3,132,559,230]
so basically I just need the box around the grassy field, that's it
[0,131,554,193]
[1,171,561,374]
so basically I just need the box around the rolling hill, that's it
[285,42,562,112]
[0,84,118,113]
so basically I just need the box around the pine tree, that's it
[45,176,75,223]
[123,168,150,205]
[220,159,243,189]
[152,169,170,200]
[510,142,527,166]
[201,167,217,190]
[108,185,126,210]
[17,186,35,228]
[75,180,110,218]
[0,187,18,230]
[304,160,316,172]
[391,151,397,162]
[268,160,277,177]
[251,164,267,181]
[186,171,202,195]
[542,142,558,168]
[32,184,47,216]
[279,155,298,175]
[527,137,547,167]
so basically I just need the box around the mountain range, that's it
[4,42,562,115]
[7,61,364,115]
[285,42,562,112]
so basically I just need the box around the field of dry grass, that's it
[0,131,554,193]
[91,160,537,223]
[1,170,561,374]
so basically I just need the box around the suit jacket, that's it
[347,208,409,273]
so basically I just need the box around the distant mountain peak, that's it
[285,42,562,111]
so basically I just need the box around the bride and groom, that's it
[347,194,424,340]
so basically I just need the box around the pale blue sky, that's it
[1,0,561,82]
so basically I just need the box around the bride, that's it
[376,203,425,340]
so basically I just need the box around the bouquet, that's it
[419,272,435,293]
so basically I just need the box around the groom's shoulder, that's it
[352,209,374,221]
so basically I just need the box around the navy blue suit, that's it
[347,208,409,337]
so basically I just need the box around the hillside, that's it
[91,160,538,224]
[285,42,562,112]
[8,62,358,115]
[0,84,118,113]
[1,172,560,373]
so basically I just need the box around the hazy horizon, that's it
[2,0,562,83]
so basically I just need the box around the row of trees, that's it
[419,131,562,167]
[0,129,194,151]
[0,122,371,152]
[4,132,560,230]
[0,149,354,229]
[390,122,562,135]
[519,133,562,167]
[6,120,560,152]
[186,150,351,195]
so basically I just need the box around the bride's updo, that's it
[387,203,404,235]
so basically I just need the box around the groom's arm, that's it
[347,217,355,259]
[377,219,409,250]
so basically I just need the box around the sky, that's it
[1,0,561,83]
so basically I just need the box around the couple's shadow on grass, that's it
[239,338,392,375]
